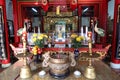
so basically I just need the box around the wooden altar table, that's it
[0,60,119,80]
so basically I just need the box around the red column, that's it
[99,1,108,45]
[110,0,120,69]
[0,0,11,67]
[12,0,20,43]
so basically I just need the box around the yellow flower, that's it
[44,34,48,38]
[32,37,37,42]
[33,46,38,49]
[71,33,78,38]
[39,34,44,37]
[32,33,48,48]
[38,36,43,40]
[76,37,81,42]
[79,36,84,40]
[81,36,84,40]
[33,33,37,37]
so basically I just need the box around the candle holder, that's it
[19,26,32,79]
[19,48,32,78]
[82,31,100,79]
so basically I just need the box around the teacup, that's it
[74,70,81,78]
[38,70,46,78]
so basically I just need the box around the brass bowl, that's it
[50,54,69,64]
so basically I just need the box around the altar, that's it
[0,60,119,80]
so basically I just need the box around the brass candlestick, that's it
[20,26,32,79]
[83,32,100,79]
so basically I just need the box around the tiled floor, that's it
[0,64,5,73]
[0,55,18,73]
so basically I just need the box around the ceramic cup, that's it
[38,70,46,78]
[74,70,81,78]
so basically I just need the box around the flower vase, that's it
[34,54,42,63]
[34,54,39,63]
[34,48,42,63]
[74,48,79,59]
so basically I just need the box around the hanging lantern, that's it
[70,0,77,11]
[41,0,49,12]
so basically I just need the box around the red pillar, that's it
[110,0,120,69]
[99,1,108,46]
[12,0,19,43]
[0,0,11,67]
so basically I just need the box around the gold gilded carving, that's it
[47,12,72,17]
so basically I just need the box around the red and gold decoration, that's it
[70,0,77,11]
[41,0,49,12]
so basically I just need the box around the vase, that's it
[34,54,42,63]
[74,48,79,59]
[34,54,39,63]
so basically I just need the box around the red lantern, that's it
[70,0,77,11]
[41,0,49,12]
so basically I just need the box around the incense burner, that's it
[42,51,76,78]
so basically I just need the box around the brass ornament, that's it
[20,26,32,79]
[20,63,32,78]
[82,31,100,79]
[84,65,96,79]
